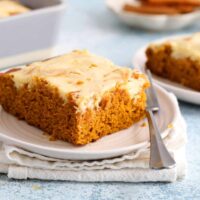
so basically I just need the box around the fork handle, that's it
[146,110,176,169]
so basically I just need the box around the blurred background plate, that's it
[106,0,200,31]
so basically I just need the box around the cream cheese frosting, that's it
[150,33,200,62]
[10,50,148,112]
[0,0,29,18]
[169,33,200,62]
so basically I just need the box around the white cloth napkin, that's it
[0,94,187,182]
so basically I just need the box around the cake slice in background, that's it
[146,33,200,91]
[0,0,30,19]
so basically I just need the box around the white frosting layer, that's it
[0,0,29,18]
[170,33,200,61]
[10,50,148,112]
[150,33,200,62]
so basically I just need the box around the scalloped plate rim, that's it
[106,0,200,30]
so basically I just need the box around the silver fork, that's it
[145,69,176,169]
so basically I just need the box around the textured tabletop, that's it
[0,0,200,199]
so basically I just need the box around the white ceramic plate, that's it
[106,0,200,31]
[132,35,200,105]
[0,85,178,160]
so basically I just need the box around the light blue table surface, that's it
[0,0,200,199]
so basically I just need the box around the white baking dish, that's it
[0,0,66,68]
